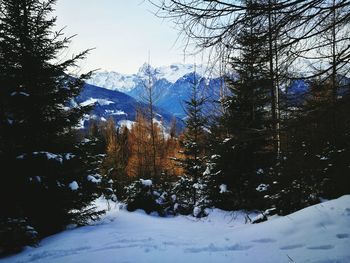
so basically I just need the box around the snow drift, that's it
[2,195,350,263]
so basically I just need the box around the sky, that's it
[55,0,192,74]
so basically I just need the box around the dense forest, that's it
[0,0,349,255]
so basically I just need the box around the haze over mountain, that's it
[87,63,225,118]
[87,63,220,92]
[86,63,350,125]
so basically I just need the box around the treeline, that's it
[91,111,183,200]
[133,0,350,217]
[96,75,211,217]
[111,0,350,217]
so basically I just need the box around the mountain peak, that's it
[137,62,156,77]
[87,63,221,92]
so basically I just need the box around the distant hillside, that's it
[75,83,184,131]
[87,63,226,119]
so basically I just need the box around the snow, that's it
[193,206,201,217]
[256,168,264,175]
[10,91,30,97]
[16,154,26,160]
[87,63,220,93]
[140,179,152,187]
[219,184,228,193]
[87,175,101,184]
[80,98,115,107]
[251,213,266,223]
[203,166,210,176]
[152,118,170,139]
[87,71,138,92]
[223,138,231,143]
[104,109,127,116]
[68,181,79,191]
[16,152,65,163]
[193,183,200,189]
[75,114,91,129]
[152,63,219,83]
[65,153,75,160]
[2,195,350,263]
[19,92,30,97]
[82,138,91,144]
[118,120,135,130]
[34,152,63,163]
[256,184,269,192]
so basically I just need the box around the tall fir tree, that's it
[270,77,350,215]
[207,0,272,211]
[173,71,208,216]
[0,0,104,252]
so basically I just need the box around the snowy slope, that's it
[86,71,140,93]
[2,195,350,263]
[140,63,218,83]
[75,83,184,131]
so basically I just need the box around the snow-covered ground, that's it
[2,196,350,263]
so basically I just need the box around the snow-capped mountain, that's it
[87,63,220,91]
[86,71,140,93]
[87,63,350,120]
[87,63,224,118]
[137,63,219,83]
[75,83,184,131]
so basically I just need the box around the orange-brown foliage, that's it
[126,110,183,181]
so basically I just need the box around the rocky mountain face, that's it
[87,63,225,118]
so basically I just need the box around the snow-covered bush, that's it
[200,155,237,211]
[124,179,162,214]
[0,217,38,254]
[171,176,195,215]
[171,175,209,217]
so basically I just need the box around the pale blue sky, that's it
[55,0,191,74]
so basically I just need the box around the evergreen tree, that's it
[270,78,350,215]
[173,71,208,217]
[207,0,272,211]
[0,0,104,252]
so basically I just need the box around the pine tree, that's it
[173,71,208,216]
[0,0,104,251]
[271,77,350,215]
[207,0,272,211]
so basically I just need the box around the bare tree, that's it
[149,0,350,156]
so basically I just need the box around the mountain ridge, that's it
[87,63,225,118]
[75,83,184,131]
[87,63,221,92]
